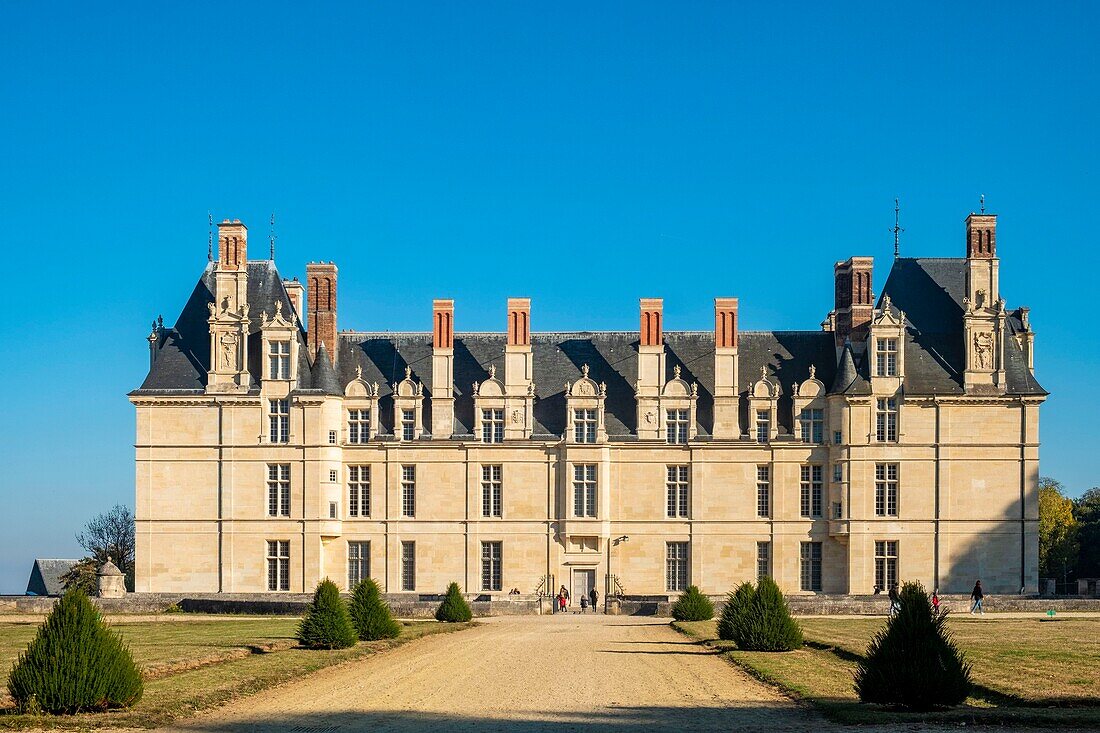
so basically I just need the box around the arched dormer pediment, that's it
[661,366,696,398]
[747,365,781,443]
[872,296,906,328]
[393,365,424,398]
[564,364,607,444]
[793,364,825,398]
[391,365,425,440]
[474,365,505,398]
[567,365,605,399]
[344,365,380,398]
[750,366,781,399]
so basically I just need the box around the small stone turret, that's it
[97,557,126,598]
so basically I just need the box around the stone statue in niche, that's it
[219,331,238,370]
[974,331,993,370]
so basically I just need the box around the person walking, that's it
[931,589,940,612]
[970,580,985,615]
[559,585,569,613]
[887,583,900,617]
[580,595,589,613]
[589,586,599,614]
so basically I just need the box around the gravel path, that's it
[161,614,815,733]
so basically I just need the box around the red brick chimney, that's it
[833,257,873,344]
[507,298,530,347]
[966,214,997,259]
[218,219,247,270]
[640,298,663,347]
[433,299,454,349]
[306,262,337,360]
[714,298,738,349]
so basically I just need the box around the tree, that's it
[717,582,755,642]
[59,558,99,595]
[296,579,358,650]
[76,505,136,592]
[671,585,715,621]
[349,578,401,641]
[855,581,971,709]
[435,582,473,622]
[8,589,143,713]
[716,577,802,651]
[1038,477,1079,581]
[1074,487,1100,578]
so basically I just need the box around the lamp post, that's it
[607,535,629,611]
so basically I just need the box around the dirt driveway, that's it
[161,614,814,732]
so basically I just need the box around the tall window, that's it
[348,465,370,517]
[269,399,289,443]
[667,409,689,445]
[266,540,290,591]
[875,463,899,517]
[800,465,823,518]
[799,408,824,444]
[876,338,898,377]
[401,409,415,441]
[573,464,597,517]
[666,465,689,518]
[875,540,899,590]
[482,408,504,443]
[348,409,371,444]
[574,408,597,443]
[481,465,502,518]
[481,541,502,591]
[756,541,771,581]
[268,340,290,379]
[347,541,370,587]
[876,398,898,442]
[800,541,822,592]
[756,465,770,518]
[666,542,689,592]
[267,464,290,517]
[755,410,770,443]
[401,465,415,518]
[400,541,415,591]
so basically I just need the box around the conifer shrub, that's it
[8,589,143,713]
[349,578,401,641]
[435,582,473,622]
[296,578,358,650]
[855,581,971,709]
[717,581,755,642]
[671,585,715,621]
[716,577,802,651]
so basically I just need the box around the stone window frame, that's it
[481,464,503,518]
[266,463,290,518]
[747,367,780,443]
[266,539,290,592]
[800,464,823,518]
[756,465,770,518]
[348,464,370,518]
[792,366,826,444]
[665,464,689,518]
[572,463,598,518]
[874,539,899,590]
[564,365,608,445]
[259,301,298,384]
[391,366,425,441]
[800,541,822,592]
[400,540,416,591]
[481,540,503,592]
[875,463,900,517]
[665,541,689,592]
[875,396,900,443]
[658,365,698,444]
[348,540,370,588]
[400,465,416,518]
[343,368,381,444]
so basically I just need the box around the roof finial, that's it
[207,212,213,262]
[980,193,985,214]
[891,197,904,259]
[269,212,277,261]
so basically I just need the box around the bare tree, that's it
[76,504,135,591]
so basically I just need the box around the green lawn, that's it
[677,615,1100,727]
[0,616,469,729]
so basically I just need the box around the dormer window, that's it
[755,411,770,444]
[391,366,425,441]
[667,409,689,445]
[574,408,597,443]
[658,365,698,444]
[876,338,898,376]
[401,409,415,441]
[482,408,504,443]
[344,366,381,444]
[348,409,371,444]
[799,408,824,444]
[268,340,291,379]
[259,301,298,384]
[565,364,607,444]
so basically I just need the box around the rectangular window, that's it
[574,408,597,443]
[666,541,689,592]
[876,398,898,442]
[833,464,843,483]
[269,398,289,443]
[268,340,291,380]
[666,465,689,518]
[266,540,290,591]
[481,465,502,517]
[666,408,689,445]
[875,540,899,590]
[400,541,415,591]
[876,338,898,377]
[348,409,371,444]
[328,430,338,445]
[755,410,770,444]
[800,464,823,518]
[401,465,415,518]
[756,541,771,581]
[799,408,824,444]
[481,541,502,592]
[348,465,370,517]
[800,541,822,592]
[329,501,338,519]
[267,464,290,517]
[756,465,770,518]
[401,409,415,441]
[482,408,504,443]
[875,463,899,517]
[573,464,597,517]
[833,430,842,445]
[348,541,370,587]
[329,469,337,482]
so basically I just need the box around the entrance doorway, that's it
[572,568,596,605]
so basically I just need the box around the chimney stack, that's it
[306,262,337,360]
[504,298,534,438]
[283,278,305,320]
[712,298,740,439]
[431,299,455,439]
[636,298,665,440]
[833,257,873,345]
[965,213,1000,306]
[218,219,247,271]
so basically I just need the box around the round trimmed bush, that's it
[297,578,358,649]
[349,578,401,641]
[8,589,143,713]
[855,581,971,709]
[671,585,714,621]
[435,582,472,622]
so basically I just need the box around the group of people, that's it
[873,580,986,616]
[554,585,599,613]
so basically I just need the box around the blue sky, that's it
[0,2,1097,592]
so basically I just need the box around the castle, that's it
[131,211,1044,598]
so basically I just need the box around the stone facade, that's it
[131,214,1045,599]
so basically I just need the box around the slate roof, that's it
[26,559,79,596]
[133,256,1046,433]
